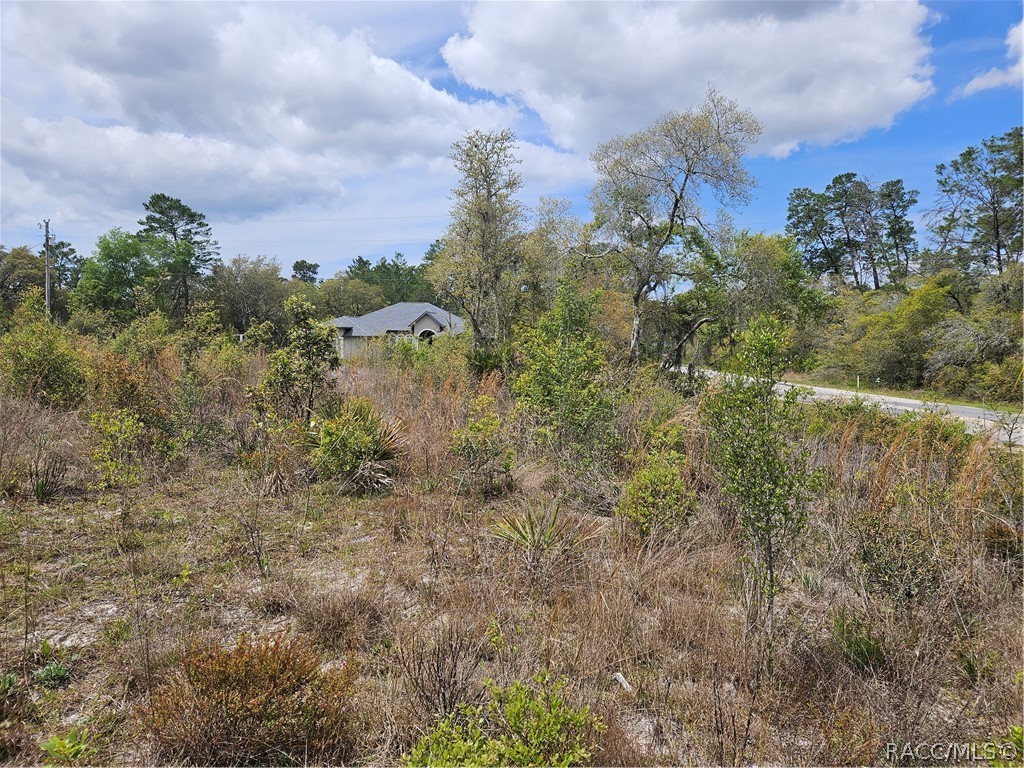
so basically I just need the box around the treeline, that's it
[0,194,439,342]
[1,105,1020,401]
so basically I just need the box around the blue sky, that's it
[1,1,1020,280]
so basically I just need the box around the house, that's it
[329,302,465,359]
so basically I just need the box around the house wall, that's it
[337,335,370,359]
[412,315,443,337]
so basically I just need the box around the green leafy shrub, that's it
[405,673,603,767]
[452,394,513,497]
[88,409,144,490]
[617,449,696,538]
[148,634,358,766]
[310,397,403,492]
[0,291,86,409]
[513,284,611,444]
[254,295,340,422]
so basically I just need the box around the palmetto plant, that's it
[492,500,600,572]
[311,397,404,493]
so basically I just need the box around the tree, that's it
[0,245,45,319]
[41,241,83,291]
[71,228,157,325]
[292,260,320,284]
[257,294,340,422]
[661,231,827,371]
[144,236,205,321]
[589,88,762,362]
[317,275,386,318]
[706,317,814,658]
[138,193,220,317]
[209,255,289,335]
[929,126,1023,275]
[513,282,610,444]
[787,174,919,289]
[345,253,436,305]
[138,193,219,260]
[427,129,527,350]
[520,197,584,323]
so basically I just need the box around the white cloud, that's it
[0,1,520,233]
[952,22,1023,99]
[442,1,935,157]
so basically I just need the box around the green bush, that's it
[617,449,696,538]
[310,397,403,492]
[452,395,513,497]
[513,284,611,444]
[0,292,86,409]
[148,634,358,766]
[33,662,71,689]
[39,728,96,765]
[88,409,144,491]
[405,673,603,767]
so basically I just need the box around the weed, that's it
[39,729,96,766]
[33,662,71,689]
[832,608,886,672]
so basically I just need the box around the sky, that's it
[1,0,1021,280]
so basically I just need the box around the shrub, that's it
[855,508,942,604]
[513,283,611,444]
[705,317,815,644]
[404,673,603,767]
[148,634,358,766]
[255,295,340,422]
[452,394,513,497]
[0,291,86,409]
[617,449,696,538]
[88,409,144,491]
[310,397,403,492]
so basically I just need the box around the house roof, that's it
[330,302,465,337]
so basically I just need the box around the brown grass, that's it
[0,353,1019,766]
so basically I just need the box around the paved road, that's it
[776,380,1023,446]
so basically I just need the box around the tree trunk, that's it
[628,300,643,364]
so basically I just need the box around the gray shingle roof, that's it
[330,302,465,337]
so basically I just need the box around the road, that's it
[775,380,1023,446]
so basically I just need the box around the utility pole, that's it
[43,219,52,319]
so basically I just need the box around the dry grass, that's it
[0,357,1019,766]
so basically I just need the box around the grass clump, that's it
[831,608,886,672]
[405,673,603,767]
[148,633,359,766]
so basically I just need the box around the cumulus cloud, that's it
[442,1,935,157]
[952,22,1023,99]
[0,1,518,229]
